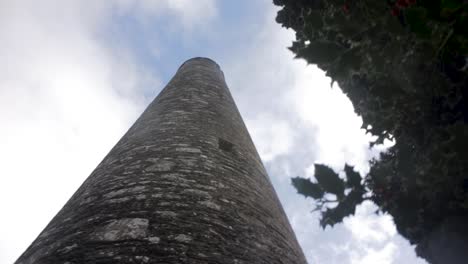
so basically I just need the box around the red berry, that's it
[342,3,349,13]
[391,7,400,16]
[396,0,408,8]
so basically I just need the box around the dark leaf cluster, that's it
[293,164,366,228]
[275,0,468,252]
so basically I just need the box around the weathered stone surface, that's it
[16,57,307,264]
[91,218,150,241]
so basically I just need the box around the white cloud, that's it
[0,3,137,264]
[0,1,217,263]
[246,114,294,162]
[222,4,425,264]
[351,242,397,264]
[286,65,377,173]
[224,4,375,174]
[0,1,427,264]
[113,0,218,30]
[345,201,397,243]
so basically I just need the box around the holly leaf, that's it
[328,46,363,81]
[404,7,431,38]
[304,10,323,31]
[344,164,363,189]
[441,0,464,10]
[275,8,288,25]
[272,0,284,6]
[314,164,345,198]
[296,41,346,65]
[292,177,325,199]
[319,189,364,228]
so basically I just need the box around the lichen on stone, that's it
[145,160,175,172]
[199,201,221,210]
[174,234,192,243]
[92,218,149,241]
[156,211,177,218]
[148,236,160,244]
[175,147,202,153]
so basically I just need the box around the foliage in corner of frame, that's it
[275,0,468,249]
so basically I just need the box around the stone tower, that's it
[16,57,307,264]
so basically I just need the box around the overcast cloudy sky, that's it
[0,1,428,263]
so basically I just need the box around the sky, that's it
[0,1,428,263]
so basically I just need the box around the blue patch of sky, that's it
[104,1,268,84]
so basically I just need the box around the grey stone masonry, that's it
[16,57,308,264]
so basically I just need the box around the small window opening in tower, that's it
[218,138,234,152]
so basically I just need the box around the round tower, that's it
[16,58,307,264]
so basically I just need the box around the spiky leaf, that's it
[314,164,345,198]
[319,189,364,228]
[292,177,325,199]
[296,41,346,65]
[344,164,362,189]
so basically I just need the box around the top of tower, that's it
[178,57,221,70]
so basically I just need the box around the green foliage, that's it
[292,177,325,199]
[405,7,431,37]
[295,41,346,65]
[321,188,365,227]
[314,164,345,198]
[294,164,366,228]
[344,164,362,188]
[275,0,468,253]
